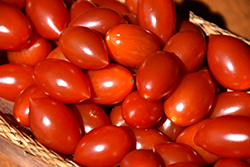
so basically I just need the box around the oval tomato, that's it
[69,0,96,21]
[109,103,129,128]
[213,158,250,167]
[46,46,69,62]
[33,59,90,103]
[175,18,203,34]
[73,125,131,167]
[1,0,26,11]
[125,0,138,14]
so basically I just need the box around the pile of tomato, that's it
[1,0,250,166]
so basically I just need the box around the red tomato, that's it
[122,91,163,129]
[69,0,96,21]
[68,100,111,134]
[167,162,202,167]
[125,0,138,14]
[109,103,129,128]
[123,12,139,25]
[7,32,52,67]
[206,34,250,91]
[29,98,82,154]
[126,127,169,150]
[153,142,203,167]
[26,0,69,39]
[176,119,221,165]
[0,1,33,50]
[33,59,90,103]
[163,31,207,75]
[73,125,131,167]
[213,158,250,167]
[85,63,134,105]
[105,24,160,68]
[175,18,203,35]
[194,115,250,159]
[0,0,26,11]
[136,51,180,101]
[68,7,127,37]
[46,46,69,62]
[59,26,109,70]
[120,149,162,167]
[0,63,34,101]
[206,91,250,118]
[13,84,48,127]
[164,71,215,126]
[137,0,176,47]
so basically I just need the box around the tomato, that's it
[120,149,162,167]
[167,162,202,167]
[59,26,109,70]
[153,142,203,167]
[13,84,48,127]
[194,115,250,158]
[125,0,138,14]
[176,119,221,165]
[68,100,111,134]
[123,12,139,25]
[46,46,69,62]
[164,71,215,126]
[137,0,176,47]
[69,0,96,21]
[29,98,82,154]
[68,7,127,38]
[0,63,34,101]
[175,18,203,35]
[207,34,250,91]
[213,158,250,167]
[163,31,207,75]
[206,91,250,118]
[26,0,69,40]
[109,103,129,128]
[33,59,90,103]
[85,63,134,105]
[0,0,26,11]
[0,1,33,50]
[73,125,131,167]
[105,24,160,68]
[122,91,163,129]
[126,127,169,150]
[7,32,52,67]
[136,51,180,101]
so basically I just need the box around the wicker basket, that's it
[1,4,250,167]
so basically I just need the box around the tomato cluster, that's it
[1,0,250,167]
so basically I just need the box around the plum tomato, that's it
[69,0,96,21]
[123,12,139,25]
[67,100,111,134]
[7,32,52,67]
[33,59,90,103]
[29,98,82,154]
[85,63,134,105]
[109,103,129,128]
[46,46,69,62]
[68,7,127,38]
[136,51,180,101]
[126,127,169,150]
[137,0,176,47]
[1,0,26,11]
[105,24,160,68]
[120,149,162,167]
[0,63,34,102]
[13,84,48,127]
[206,34,250,91]
[206,91,250,118]
[175,18,204,35]
[26,0,69,40]
[73,125,131,167]
[0,1,33,50]
[167,162,202,167]
[194,115,250,159]
[122,91,163,129]
[213,158,250,167]
[59,26,109,70]
[164,71,214,126]
[153,142,203,167]
[125,0,138,14]
[163,31,207,75]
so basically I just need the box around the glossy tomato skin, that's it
[122,91,163,129]
[125,0,138,14]
[0,63,34,101]
[0,0,26,11]
[194,115,250,159]
[46,46,69,62]
[69,0,96,21]
[207,34,250,91]
[109,103,129,128]
[0,1,33,50]
[33,59,90,103]
[213,158,250,167]
[136,51,180,101]
[85,63,134,105]
[73,125,131,167]
[206,91,250,118]
[26,0,69,40]
[164,71,215,126]
[106,24,160,68]
[120,149,162,167]
[175,18,203,34]
[7,32,52,67]
[13,84,48,127]
[59,26,109,70]
[167,162,202,167]
[137,0,176,47]
[29,98,82,154]
[163,31,207,75]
